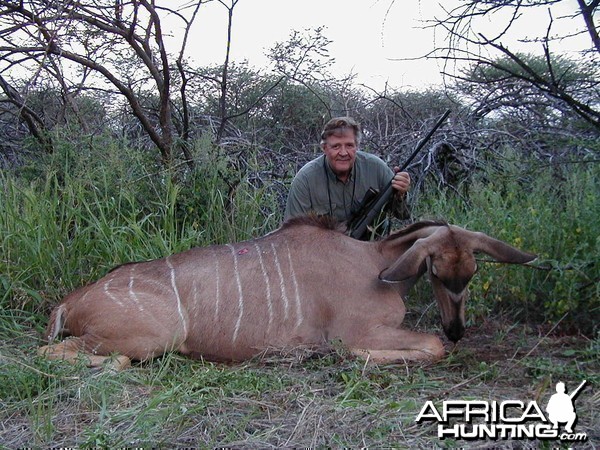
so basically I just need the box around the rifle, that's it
[569,380,587,400]
[347,109,451,240]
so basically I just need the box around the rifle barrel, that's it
[399,109,451,172]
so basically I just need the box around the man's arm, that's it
[387,168,411,220]
[284,175,312,221]
[375,162,410,220]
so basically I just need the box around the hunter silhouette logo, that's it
[546,380,587,434]
[416,380,588,442]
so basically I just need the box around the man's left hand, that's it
[392,167,411,195]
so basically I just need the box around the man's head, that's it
[320,117,361,182]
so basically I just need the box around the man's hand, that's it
[392,167,411,195]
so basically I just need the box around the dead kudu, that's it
[39,217,536,370]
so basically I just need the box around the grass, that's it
[0,142,598,447]
[1,319,597,447]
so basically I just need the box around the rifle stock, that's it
[347,109,451,239]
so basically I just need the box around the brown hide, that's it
[40,217,536,367]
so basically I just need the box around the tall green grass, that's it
[0,138,282,325]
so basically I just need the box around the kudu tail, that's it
[45,304,69,343]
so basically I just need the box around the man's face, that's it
[321,129,357,180]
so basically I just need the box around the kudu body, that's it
[39,217,536,369]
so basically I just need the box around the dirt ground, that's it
[1,313,597,448]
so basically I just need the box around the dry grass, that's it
[1,315,597,448]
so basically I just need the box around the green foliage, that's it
[469,53,598,88]
[455,52,600,132]
[257,81,330,151]
[174,137,283,243]
[0,134,282,319]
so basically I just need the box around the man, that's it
[546,382,580,433]
[284,116,411,237]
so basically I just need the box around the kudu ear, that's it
[379,240,429,283]
[471,232,537,264]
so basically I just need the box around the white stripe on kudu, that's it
[253,242,274,333]
[127,268,145,313]
[226,244,245,343]
[129,276,144,312]
[271,242,290,321]
[212,248,222,322]
[103,277,124,307]
[166,257,188,337]
[285,244,303,328]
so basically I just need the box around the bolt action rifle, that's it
[346,109,451,240]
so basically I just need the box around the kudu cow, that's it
[39,217,536,369]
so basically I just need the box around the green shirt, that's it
[284,151,395,222]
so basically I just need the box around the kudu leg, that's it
[350,326,445,363]
[38,338,131,371]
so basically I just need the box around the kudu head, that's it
[379,225,536,342]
